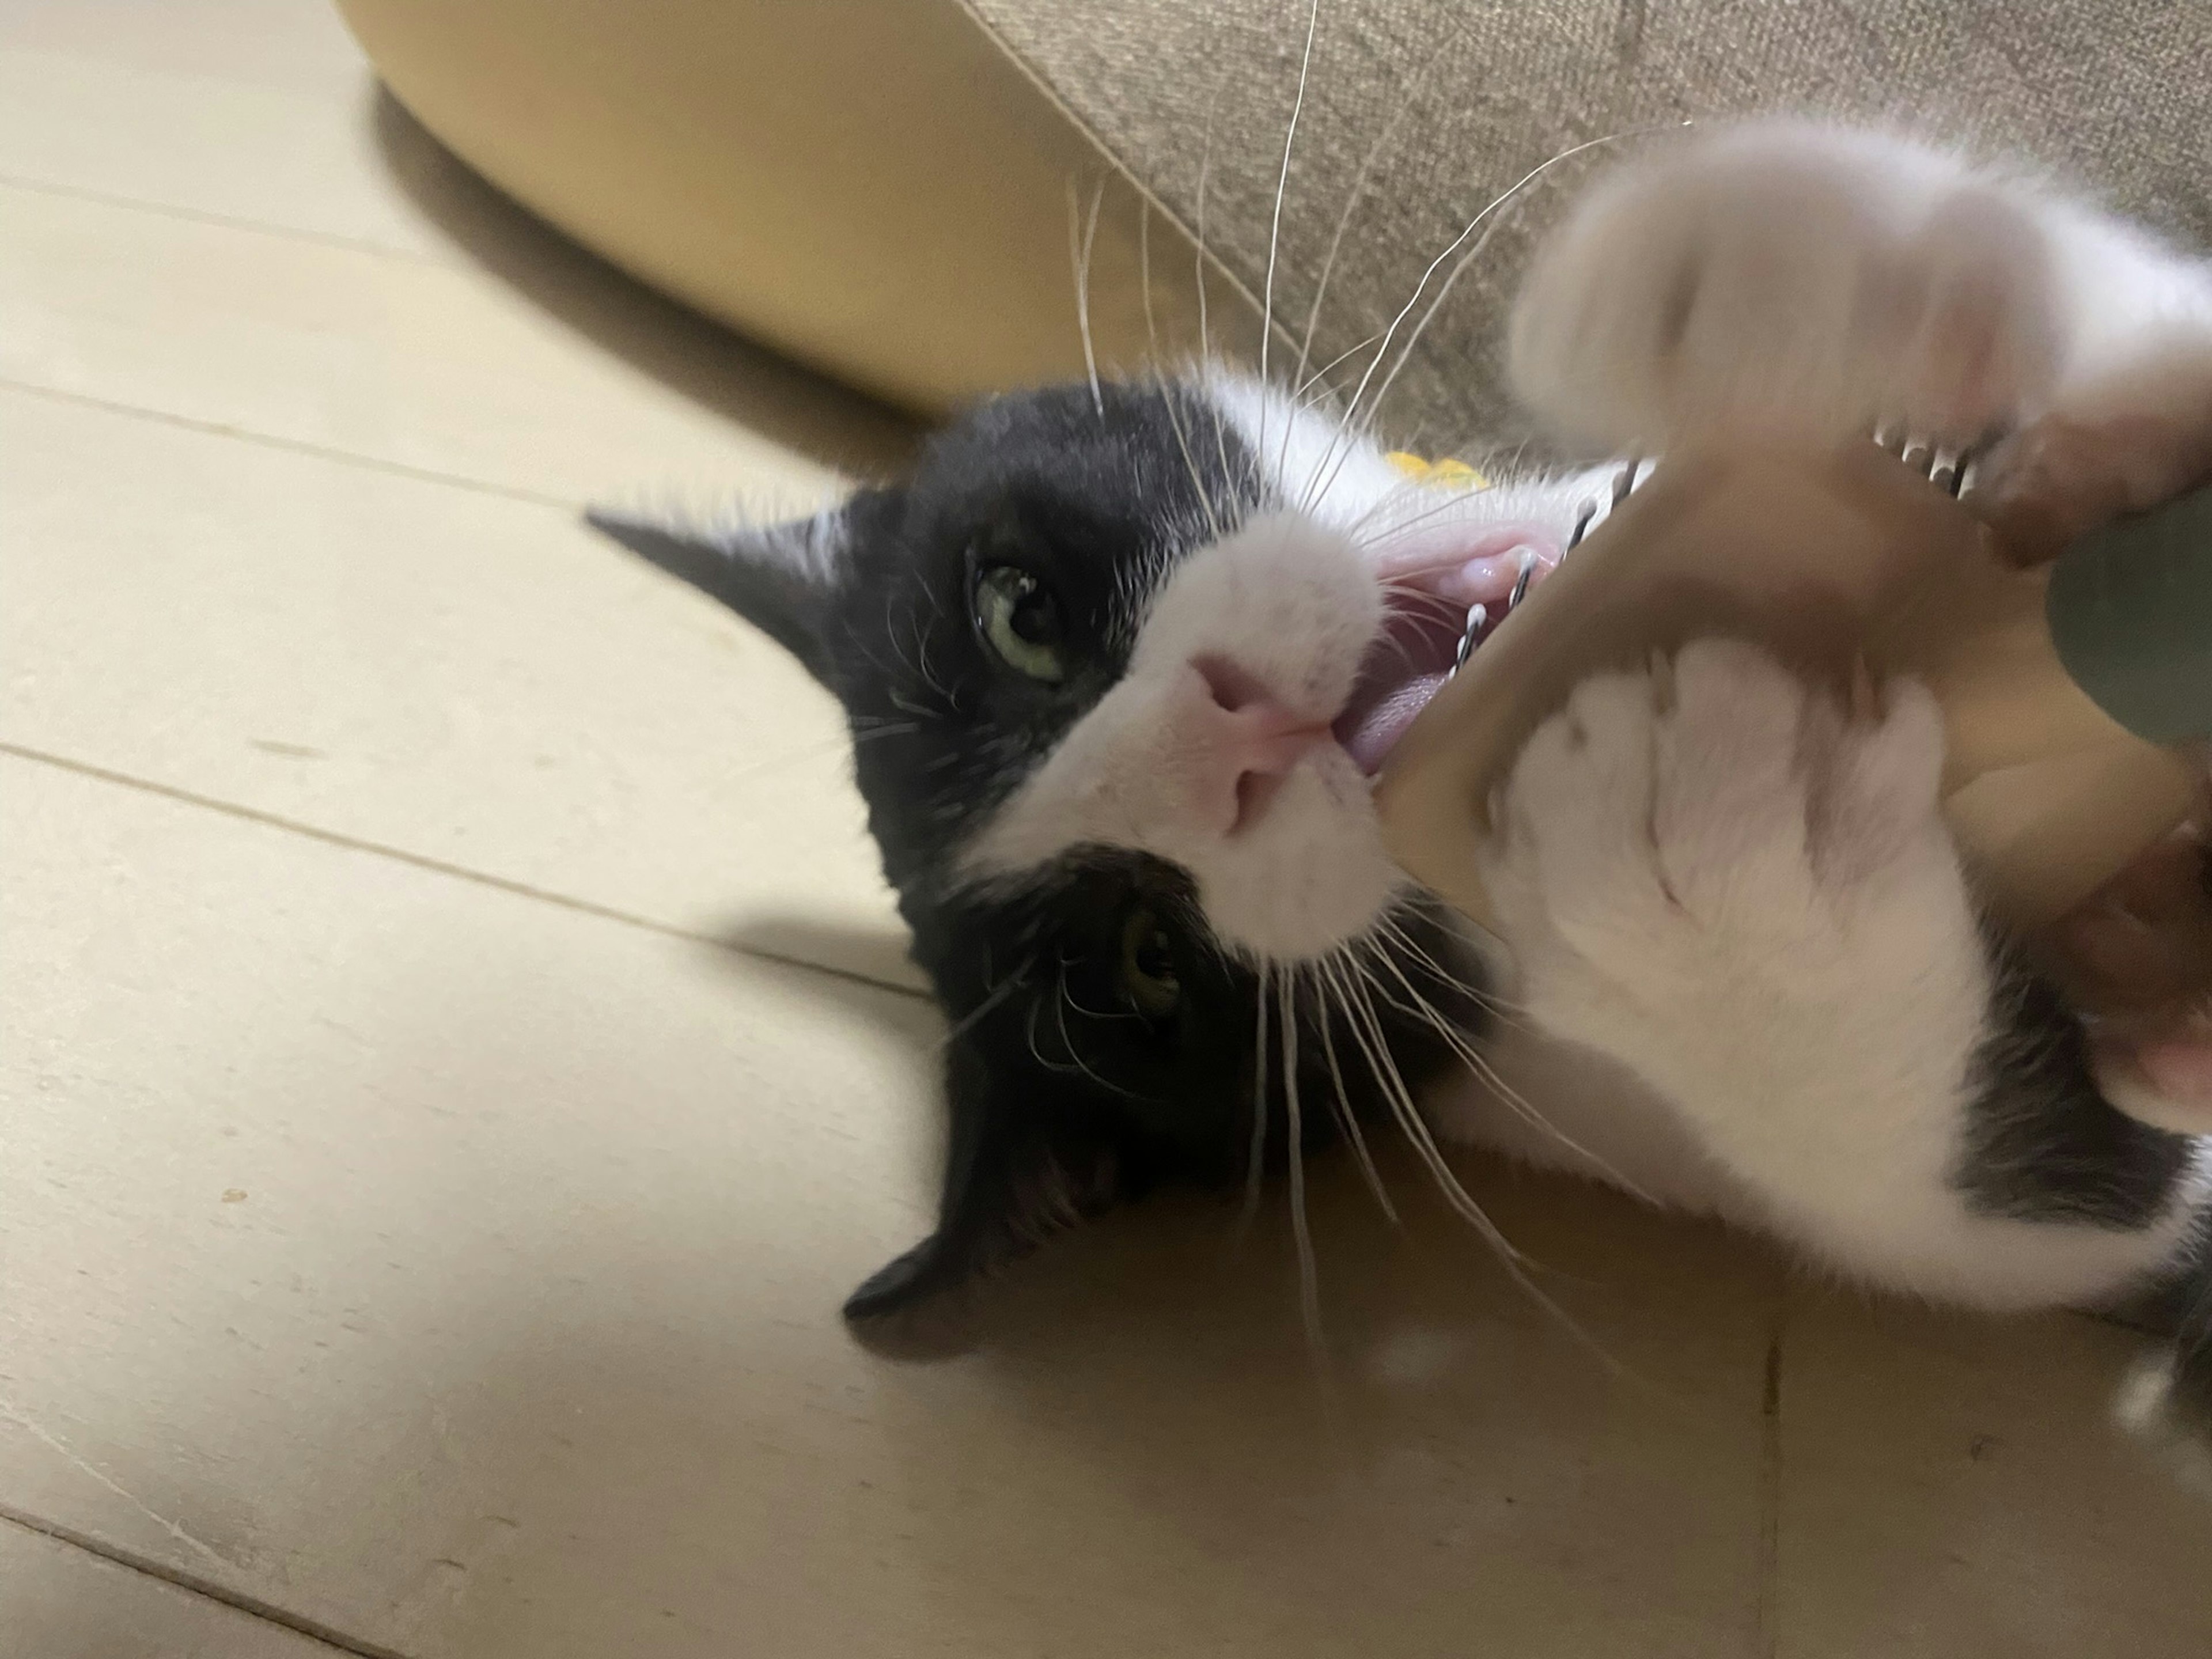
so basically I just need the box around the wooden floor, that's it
[3,5,2209,1655]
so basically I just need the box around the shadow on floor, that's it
[53,906,2212,1658]
[342,1127,1787,1658]
[368,88,922,482]
[710,913,923,1004]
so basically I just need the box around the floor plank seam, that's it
[0,739,927,1002]
[0,170,450,268]
[0,377,578,512]
[0,1502,415,1659]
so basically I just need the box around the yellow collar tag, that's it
[1384,452,1489,488]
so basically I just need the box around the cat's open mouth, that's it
[1332,603,1467,774]
[1334,527,1562,774]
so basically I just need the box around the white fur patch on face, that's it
[953,373,1612,963]
[1207,372,1410,529]
[770,507,849,583]
[962,507,1403,961]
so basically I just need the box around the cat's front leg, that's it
[1509,122,2065,452]
[1479,640,2194,1308]
[1509,118,2212,506]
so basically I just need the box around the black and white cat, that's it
[597,124,2212,1405]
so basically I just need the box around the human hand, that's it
[2060,823,2212,1134]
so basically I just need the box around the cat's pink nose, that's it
[1188,657,1331,836]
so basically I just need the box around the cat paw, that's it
[1509,123,2062,453]
[1479,639,1973,1093]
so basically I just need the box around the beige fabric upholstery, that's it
[339,0,2210,446]
[334,0,1259,418]
[975,0,2212,447]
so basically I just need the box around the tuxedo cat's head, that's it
[594,374,1569,1329]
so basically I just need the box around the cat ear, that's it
[587,495,879,687]
[842,1032,1132,1335]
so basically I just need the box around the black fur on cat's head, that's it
[592,379,1487,1331]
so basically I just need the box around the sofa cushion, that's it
[339,0,2209,446]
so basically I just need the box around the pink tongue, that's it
[1334,533,1565,777]
[1338,673,1447,774]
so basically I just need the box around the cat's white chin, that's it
[1195,752,1404,961]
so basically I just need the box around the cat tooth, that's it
[1437,544,1552,604]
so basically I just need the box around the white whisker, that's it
[1294,329,1385,407]
[1372,911,1528,1025]
[1313,961,1400,1224]
[1363,934,1656,1203]
[1137,200,1229,538]
[1053,964,1144,1100]
[1193,68,1226,369]
[1188,74,1241,503]
[1259,0,1323,427]
[1323,953,1525,1263]
[1346,481,1507,549]
[1352,217,1517,444]
[1303,124,1684,514]
[911,609,955,704]
[1137,195,1161,364]
[1280,12,1465,482]
[1380,583,1481,620]
[1157,378,1225,540]
[1243,957,1272,1233]
[937,960,1033,1051]
[1327,954,1621,1372]
[1279,970,1324,1356]
[1067,177,1107,416]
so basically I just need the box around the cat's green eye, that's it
[1120,908,1181,1017]
[974,562,1066,683]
